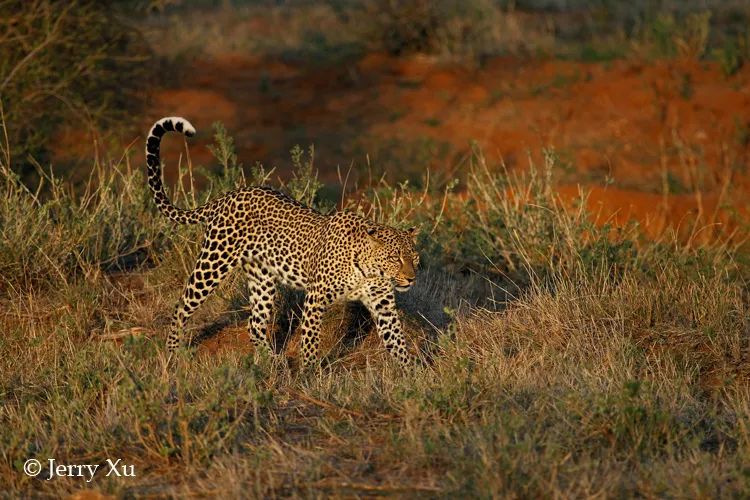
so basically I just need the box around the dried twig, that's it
[287,389,399,421]
[309,479,441,493]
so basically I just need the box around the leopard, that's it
[145,116,420,368]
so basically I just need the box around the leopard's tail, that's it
[145,116,208,224]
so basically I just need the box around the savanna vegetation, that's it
[2,0,750,497]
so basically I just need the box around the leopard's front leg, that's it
[359,280,414,368]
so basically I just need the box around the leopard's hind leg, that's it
[242,258,276,356]
[299,287,334,367]
[166,228,241,351]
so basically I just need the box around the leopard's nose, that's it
[402,267,416,281]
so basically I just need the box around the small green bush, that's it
[0,0,152,177]
[356,0,506,59]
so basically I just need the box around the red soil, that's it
[53,52,750,240]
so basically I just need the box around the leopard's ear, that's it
[365,226,384,247]
[406,226,419,241]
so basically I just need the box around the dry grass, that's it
[1,127,750,497]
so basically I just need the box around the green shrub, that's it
[715,31,750,77]
[0,0,152,177]
[356,0,506,59]
[632,10,712,60]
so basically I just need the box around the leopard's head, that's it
[358,224,420,291]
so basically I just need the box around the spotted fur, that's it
[145,116,420,368]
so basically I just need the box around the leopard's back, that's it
[202,186,327,289]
